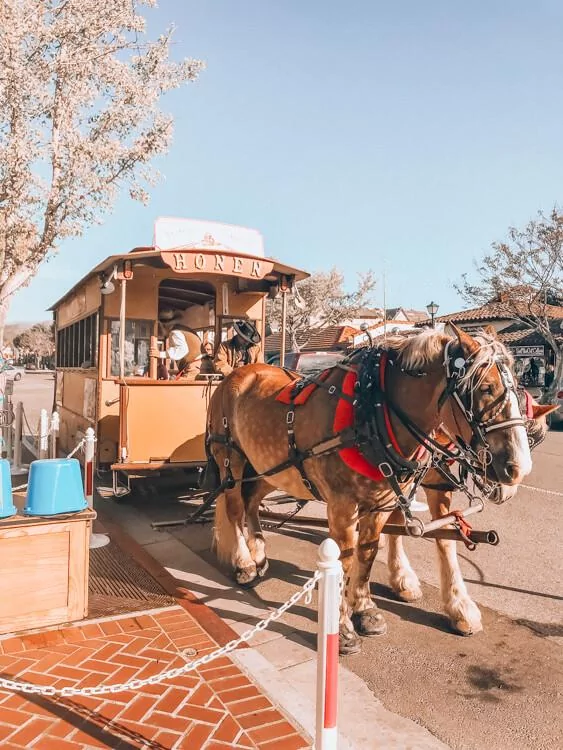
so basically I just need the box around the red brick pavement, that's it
[0,608,312,749]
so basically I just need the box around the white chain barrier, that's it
[0,571,323,699]
[66,437,86,460]
[10,427,92,492]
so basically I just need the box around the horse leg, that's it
[242,476,270,578]
[212,454,258,587]
[426,488,483,635]
[386,508,423,602]
[327,502,362,656]
[348,514,388,637]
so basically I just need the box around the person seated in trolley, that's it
[199,341,216,375]
[214,320,261,376]
[150,308,204,380]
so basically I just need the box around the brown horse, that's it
[207,327,532,653]
[385,394,556,635]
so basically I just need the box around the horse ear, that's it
[532,403,559,418]
[450,323,480,355]
[482,324,497,338]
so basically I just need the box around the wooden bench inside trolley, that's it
[49,219,308,496]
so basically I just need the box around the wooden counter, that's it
[0,509,96,635]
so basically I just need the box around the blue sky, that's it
[9,0,563,322]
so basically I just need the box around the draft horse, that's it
[207,326,532,654]
[385,390,555,636]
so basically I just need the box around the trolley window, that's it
[56,312,98,369]
[109,319,152,377]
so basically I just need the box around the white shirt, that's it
[159,329,189,362]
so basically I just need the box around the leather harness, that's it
[206,342,527,519]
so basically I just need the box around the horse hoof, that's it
[256,558,269,577]
[339,629,362,656]
[397,587,423,603]
[352,609,387,637]
[234,566,259,588]
[451,618,483,637]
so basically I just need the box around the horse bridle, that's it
[439,340,527,449]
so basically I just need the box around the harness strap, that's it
[451,510,477,550]
[285,405,325,502]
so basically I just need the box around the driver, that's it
[150,308,203,380]
[214,320,261,376]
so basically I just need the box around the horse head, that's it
[487,393,557,503]
[445,324,532,486]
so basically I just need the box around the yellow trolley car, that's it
[50,218,308,495]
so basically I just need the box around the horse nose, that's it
[503,462,520,484]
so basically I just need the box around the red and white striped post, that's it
[316,538,342,750]
[84,427,110,549]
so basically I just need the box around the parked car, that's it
[2,365,24,381]
[268,350,346,375]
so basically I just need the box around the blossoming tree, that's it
[0,0,204,340]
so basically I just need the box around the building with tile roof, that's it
[427,296,563,389]
[264,325,358,356]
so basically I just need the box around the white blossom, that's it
[0,0,204,336]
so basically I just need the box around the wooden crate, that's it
[0,510,95,635]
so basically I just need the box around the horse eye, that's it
[481,385,493,394]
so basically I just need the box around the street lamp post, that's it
[426,300,439,328]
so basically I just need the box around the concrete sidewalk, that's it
[97,495,448,750]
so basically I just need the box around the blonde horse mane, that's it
[386,328,513,391]
[386,329,449,371]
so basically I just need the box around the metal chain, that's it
[66,438,86,459]
[21,406,34,438]
[0,571,322,698]
[9,432,89,492]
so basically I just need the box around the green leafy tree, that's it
[13,322,55,366]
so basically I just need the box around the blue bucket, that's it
[0,458,17,518]
[24,458,88,516]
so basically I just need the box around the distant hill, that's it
[4,321,52,344]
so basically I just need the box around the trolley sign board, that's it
[154,217,265,257]
[161,249,274,280]
[512,345,545,358]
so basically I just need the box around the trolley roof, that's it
[49,246,309,311]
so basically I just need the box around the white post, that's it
[5,408,12,463]
[2,378,13,462]
[49,411,59,459]
[84,427,110,549]
[316,538,342,750]
[39,408,49,459]
[10,401,27,476]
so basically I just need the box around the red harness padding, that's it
[276,355,425,483]
[333,370,389,481]
[276,369,332,405]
